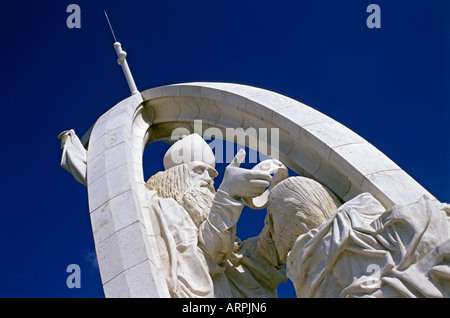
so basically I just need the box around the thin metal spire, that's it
[103,10,139,96]
[104,11,117,43]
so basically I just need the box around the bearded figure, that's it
[144,133,272,298]
[146,161,216,228]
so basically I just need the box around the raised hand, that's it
[218,149,272,200]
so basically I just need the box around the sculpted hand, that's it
[218,149,272,200]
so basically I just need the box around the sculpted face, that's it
[146,161,217,228]
[182,162,217,228]
[186,161,216,193]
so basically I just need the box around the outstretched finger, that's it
[228,149,246,168]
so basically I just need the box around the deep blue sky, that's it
[0,1,448,298]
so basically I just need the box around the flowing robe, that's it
[148,188,286,297]
[287,193,450,298]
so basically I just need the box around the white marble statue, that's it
[59,127,450,298]
[145,133,276,297]
[286,192,450,298]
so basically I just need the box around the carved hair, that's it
[264,176,342,264]
[145,164,193,205]
[268,176,341,229]
[145,164,215,227]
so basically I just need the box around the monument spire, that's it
[104,11,139,96]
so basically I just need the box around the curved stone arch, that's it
[86,82,434,297]
[141,82,433,207]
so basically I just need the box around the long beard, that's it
[181,186,215,228]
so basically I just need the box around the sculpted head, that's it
[146,134,218,227]
[267,176,341,264]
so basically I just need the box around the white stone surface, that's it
[287,193,450,298]
[144,136,283,297]
[140,82,434,209]
[63,81,438,298]
[86,93,170,297]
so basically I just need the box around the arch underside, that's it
[141,83,434,209]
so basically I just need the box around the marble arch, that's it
[85,82,434,297]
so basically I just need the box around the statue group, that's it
[60,130,450,298]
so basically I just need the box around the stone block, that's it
[141,87,163,100]
[174,96,200,122]
[271,106,302,138]
[361,169,435,208]
[313,158,351,200]
[222,91,248,110]
[88,124,129,162]
[90,189,143,243]
[246,99,274,122]
[146,97,180,124]
[161,85,180,97]
[88,162,133,212]
[330,143,401,188]
[193,97,221,126]
[216,100,244,130]
[287,138,322,177]
[200,86,224,101]
[103,259,168,298]
[179,85,201,97]
[95,221,150,284]
[302,121,367,159]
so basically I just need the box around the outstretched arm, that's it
[198,149,272,276]
[58,129,87,186]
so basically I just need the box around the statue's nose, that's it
[203,171,213,183]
